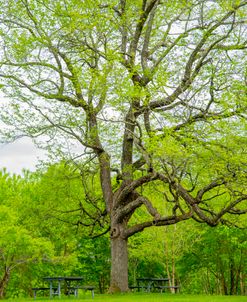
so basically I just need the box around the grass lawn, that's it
[7,293,247,302]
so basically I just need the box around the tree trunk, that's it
[229,255,235,295]
[171,227,176,293]
[0,269,10,299]
[240,272,245,295]
[220,273,228,295]
[109,235,129,293]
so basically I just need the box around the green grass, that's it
[6,293,247,302]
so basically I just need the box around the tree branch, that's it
[124,211,193,238]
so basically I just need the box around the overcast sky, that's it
[0,138,46,174]
[0,93,47,174]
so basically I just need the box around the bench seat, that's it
[32,285,95,299]
[78,285,95,298]
[32,287,50,299]
[154,285,180,292]
[129,285,151,291]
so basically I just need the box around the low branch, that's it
[124,211,193,238]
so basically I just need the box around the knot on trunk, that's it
[110,226,120,238]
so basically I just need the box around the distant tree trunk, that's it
[235,264,240,295]
[220,272,228,295]
[165,257,171,287]
[217,278,222,295]
[130,258,139,286]
[171,230,176,293]
[164,231,170,280]
[216,255,228,295]
[0,268,10,299]
[236,249,244,295]
[98,275,104,294]
[229,255,235,295]
[109,226,129,293]
[240,272,246,295]
[205,268,211,294]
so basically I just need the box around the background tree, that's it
[179,225,247,295]
[33,164,111,293]
[0,0,247,292]
[0,167,108,297]
[0,204,53,298]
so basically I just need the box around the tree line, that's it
[0,166,246,298]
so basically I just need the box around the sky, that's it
[0,137,46,174]
[0,93,47,174]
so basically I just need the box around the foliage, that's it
[0,200,54,298]
[128,227,165,285]
[0,168,246,297]
[178,225,247,295]
[0,167,111,297]
[77,237,110,293]
[0,0,247,292]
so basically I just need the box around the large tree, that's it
[0,0,247,292]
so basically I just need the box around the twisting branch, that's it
[124,211,193,238]
[196,179,226,202]
[115,172,167,208]
[116,195,160,223]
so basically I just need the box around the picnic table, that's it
[137,277,169,292]
[32,276,95,299]
[43,276,83,298]
[130,277,179,293]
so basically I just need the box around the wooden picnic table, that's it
[130,277,179,293]
[136,277,170,292]
[32,276,95,299]
[43,276,83,298]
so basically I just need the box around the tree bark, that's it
[0,269,10,299]
[109,229,129,293]
[171,226,176,293]
[229,255,235,295]
[240,272,246,295]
